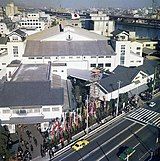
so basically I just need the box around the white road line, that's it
[125,117,146,126]
[97,125,146,161]
[78,123,137,161]
[139,151,149,160]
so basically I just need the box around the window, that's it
[98,56,104,58]
[53,70,57,72]
[28,57,34,59]
[136,52,140,55]
[105,63,111,67]
[136,60,141,63]
[43,108,50,112]
[52,107,59,111]
[13,46,18,57]
[90,64,96,68]
[44,57,50,59]
[130,61,134,63]
[36,57,42,59]
[76,56,80,58]
[2,63,6,65]
[98,63,103,68]
[137,47,141,50]
[61,56,65,59]
[106,56,111,58]
[34,109,40,113]
[146,44,150,47]
[69,56,73,59]
[121,45,125,49]
[91,56,96,58]
[12,36,18,41]
[3,109,10,114]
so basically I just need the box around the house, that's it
[91,60,158,101]
[111,29,144,67]
[0,63,64,133]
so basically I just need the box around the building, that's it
[91,60,158,101]
[137,39,158,50]
[0,64,64,133]
[111,29,144,67]
[5,2,19,17]
[19,12,51,31]
[22,25,144,80]
[90,11,115,37]
[0,18,15,35]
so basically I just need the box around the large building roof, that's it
[0,81,64,107]
[12,64,50,82]
[24,40,115,57]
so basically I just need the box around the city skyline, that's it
[1,0,160,9]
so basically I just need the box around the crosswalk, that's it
[126,108,160,128]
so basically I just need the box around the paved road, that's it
[51,95,160,161]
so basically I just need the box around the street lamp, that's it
[86,95,89,135]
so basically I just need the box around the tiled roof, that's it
[24,40,115,57]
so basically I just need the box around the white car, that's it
[149,102,156,107]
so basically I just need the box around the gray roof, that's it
[99,60,159,93]
[142,47,157,55]
[24,40,115,57]
[0,37,8,44]
[0,81,64,107]
[99,66,139,93]
[12,64,50,82]
[27,25,108,41]
[9,29,26,38]
[111,29,129,36]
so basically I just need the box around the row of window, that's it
[90,63,111,68]
[28,56,112,60]
[2,107,59,114]
[27,19,39,22]
[130,60,142,63]
[21,23,41,26]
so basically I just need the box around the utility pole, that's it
[116,81,121,117]
[152,67,157,96]
[86,95,89,135]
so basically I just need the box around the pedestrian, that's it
[30,144,33,152]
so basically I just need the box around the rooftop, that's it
[12,64,50,82]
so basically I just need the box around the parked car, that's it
[71,139,89,151]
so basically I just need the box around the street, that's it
[51,95,160,161]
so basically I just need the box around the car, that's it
[71,139,89,151]
[118,147,136,160]
[148,102,156,107]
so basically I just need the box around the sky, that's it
[1,0,159,9]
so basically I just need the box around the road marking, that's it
[55,119,127,161]
[139,151,149,160]
[78,123,137,161]
[125,117,146,126]
[97,125,146,161]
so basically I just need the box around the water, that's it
[116,22,160,40]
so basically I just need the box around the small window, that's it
[36,57,42,59]
[43,108,50,112]
[53,70,57,72]
[76,56,80,58]
[105,63,111,67]
[44,57,50,59]
[69,56,73,59]
[98,63,103,68]
[106,56,111,58]
[61,56,65,59]
[91,56,96,58]
[136,52,140,55]
[2,63,6,65]
[28,57,35,59]
[98,56,104,58]
[146,44,150,47]
[137,47,141,50]
[3,109,10,114]
[90,64,96,68]
[136,60,141,63]
[130,61,134,63]
[52,107,59,111]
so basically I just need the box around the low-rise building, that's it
[0,64,64,133]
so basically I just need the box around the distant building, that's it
[90,11,115,37]
[0,29,26,71]
[0,64,64,133]
[5,2,19,17]
[111,29,144,67]
[0,7,5,20]
[19,12,51,31]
